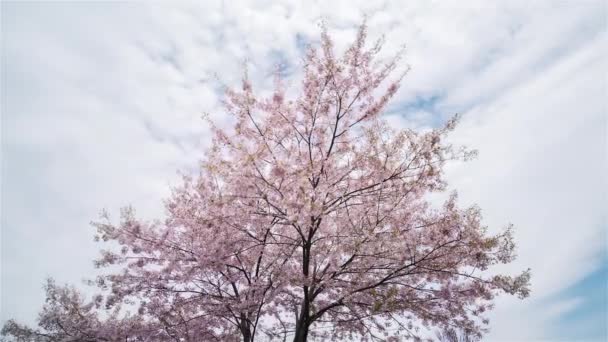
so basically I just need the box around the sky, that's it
[1,1,606,341]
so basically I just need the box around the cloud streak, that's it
[2,1,605,340]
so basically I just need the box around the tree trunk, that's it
[293,298,310,342]
[293,317,309,342]
[241,328,252,342]
[240,314,253,342]
[293,227,314,342]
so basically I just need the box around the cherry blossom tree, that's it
[2,22,530,342]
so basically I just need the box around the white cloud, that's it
[1,1,605,340]
[445,30,606,341]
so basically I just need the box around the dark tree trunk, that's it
[293,258,311,342]
[241,328,252,342]
[293,324,309,342]
[293,223,317,342]
[240,314,253,342]
[293,314,310,342]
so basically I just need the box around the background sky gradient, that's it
[1,1,606,340]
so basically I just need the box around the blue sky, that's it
[552,262,607,341]
[1,1,606,341]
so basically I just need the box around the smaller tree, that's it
[1,279,155,342]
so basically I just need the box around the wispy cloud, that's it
[2,1,606,340]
